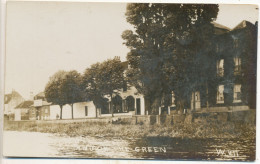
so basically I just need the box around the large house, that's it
[189,20,257,112]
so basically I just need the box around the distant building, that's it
[29,92,97,120]
[14,100,33,121]
[4,90,24,120]
[29,92,51,120]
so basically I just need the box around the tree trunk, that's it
[95,106,98,118]
[193,91,196,112]
[176,99,184,114]
[71,104,74,119]
[59,105,63,120]
[110,93,114,117]
[206,81,209,110]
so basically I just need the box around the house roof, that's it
[15,101,34,109]
[232,20,254,31]
[42,101,52,106]
[34,92,45,98]
[4,90,23,104]
[212,22,231,31]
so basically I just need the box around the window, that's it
[195,92,200,101]
[233,84,242,103]
[234,57,241,75]
[85,106,88,116]
[45,108,48,114]
[217,59,224,77]
[217,85,224,104]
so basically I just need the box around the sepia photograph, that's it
[2,0,258,162]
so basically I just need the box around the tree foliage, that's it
[83,57,125,116]
[45,70,67,119]
[62,70,84,119]
[122,3,219,113]
[45,70,83,119]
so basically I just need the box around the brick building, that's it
[190,20,257,112]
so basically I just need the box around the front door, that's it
[191,91,201,110]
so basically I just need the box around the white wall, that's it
[4,104,8,115]
[49,105,61,120]
[140,96,145,115]
[49,101,96,120]
[14,109,21,121]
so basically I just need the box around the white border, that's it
[0,0,259,164]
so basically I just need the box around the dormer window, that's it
[217,59,224,77]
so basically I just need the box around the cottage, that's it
[29,92,51,120]
[49,101,96,119]
[14,100,33,121]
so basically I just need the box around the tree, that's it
[122,3,219,114]
[83,57,125,117]
[83,63,104,118]
[61,70,84,119]
[45,70,83,119]
[45,70,67,119]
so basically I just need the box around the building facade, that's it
[14,100,33,121]
[189,20,257,112]
[29,92,51,120]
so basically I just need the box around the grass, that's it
[4,120,255,139]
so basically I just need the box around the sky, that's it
[5,2,259,99]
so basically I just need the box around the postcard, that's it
[2,0,258,162]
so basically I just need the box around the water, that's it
[3,131,255,161]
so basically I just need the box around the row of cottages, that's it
[13,81,145,120]
[13,62,146,120]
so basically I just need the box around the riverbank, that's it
[4,120,255,139]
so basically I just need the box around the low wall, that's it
[4,109,255,129]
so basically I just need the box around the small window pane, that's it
[217,85,224,103]
[233,84,242,103]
